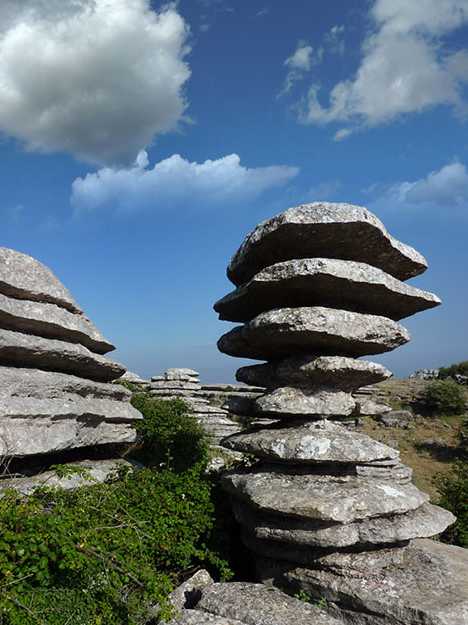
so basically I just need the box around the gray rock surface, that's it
[169,570,215,612]
[0,459,133,495]
[169,610,247,625]
[255,386,357,418]
[233,501,455,549]
[217,258,439,322]
[264,539,468,625]
[223,467,428,523]
[0,366,132,401]
[227,203,427,285]
[236,355,391,390]
[0,329,125,381]
[222,420,399,464]
[0,292,113,354]
[218,308,410,360]
[0,247,80,313]
[197,582,342,625]
[0,417,137,456]
[357,398,392,416]
[378,410,413,428]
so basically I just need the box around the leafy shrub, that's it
[423,379,466,416]
[439,360,468,379]
[131,395,208,472]
[0,397,230,625]
[434,461,468,548]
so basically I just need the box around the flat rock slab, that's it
[222,467,428,523]
[0,329,125,381]
[0,417,136,457]
[0,366,132,401]
[254,386,357,418]
[169,610,247,624]
[233,501,455,549]
[197,582,342,625]
[0,247,80,313]
[150,381,201,391]
[236,355,391,390]
[357,398,392,416]
[0,459,133,495]
[222,420,399,464]
[0,292,113,354]
[243,532,408,569]
[218,308,410,360]
[217,258,439,322]
[227,203,427,285]
[263,539,468,625]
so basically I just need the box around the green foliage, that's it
[434,461,468,548]
[439,361,468,379]
[423,379,466,416]
[131,395,208,472]
[0,397,230,624]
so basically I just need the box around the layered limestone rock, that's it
[0,247,141,487]
[149,368,242,443]
[215,203,468,625]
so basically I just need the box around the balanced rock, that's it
[217,258,439,322]
[0,248,141,464]
[236,355,391,390]
[254,387,356,418]
[227,203,427,285]
[218,307,410,360]
[223,420,399,464]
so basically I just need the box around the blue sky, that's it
[1,0,467,382]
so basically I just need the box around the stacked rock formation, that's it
[214,203,468,624]
[149,368,242,443]
[0,247,141,488]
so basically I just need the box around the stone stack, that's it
[214,203,468,624]
[0,247,141,489]
[149,368,242,443]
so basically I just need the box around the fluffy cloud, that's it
[300,0,468,136]
[0,1,191,165]
[71,151,299,213]
[387,162,468,209]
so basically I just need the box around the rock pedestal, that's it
[214,203,468,625]
[149,368,242,443]
[0,248,141,490]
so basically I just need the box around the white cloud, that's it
[371,161,468,211]
[71,151,299,213]
[279,41,320,96]
[324,25,345,55]
[0,0,191,165]
[299,0,468,135]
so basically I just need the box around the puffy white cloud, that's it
[0,0,191,165]
[388,162,468,209]
[71,151,299,213]
[300,0,468,135]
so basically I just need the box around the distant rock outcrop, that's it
[215,203,468,625]
[0,248,141,491]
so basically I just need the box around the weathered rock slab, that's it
[218,308,410,360]
[0,417,137,457]
[0,329,125,381]
[222,420,399,464]
[357,398,392,416]
[197,582,342,625]
[236,355,391,390]
[0,292,113,354]
[255,386,357,418]
[0,366,132,401]
[0,247,80,313]
[233,501,455,549]
[259,539,468,625]
[217,258,439,322]
[227,203,427,285]
[0,459,133,495]
[223,467,428,523]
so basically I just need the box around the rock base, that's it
[257,538,468,625]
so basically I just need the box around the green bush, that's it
[434,461,468,548]
[0,397,230,625]
[439,360,468,379]
[423,379,466,416]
